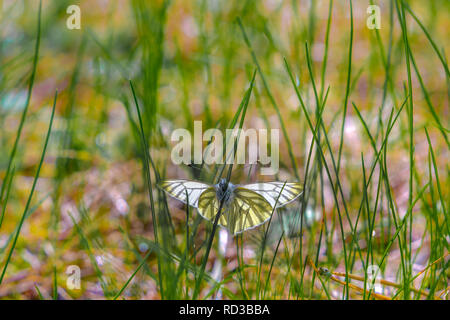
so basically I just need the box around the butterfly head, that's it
[215,179,235,204]
[218,178,228,192]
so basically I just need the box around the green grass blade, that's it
[336,0,353,175]
[0,90,57,285]
[237,17,299,179]
[113,249,153,300]
[129,80,164,299]
[0,0,42,207]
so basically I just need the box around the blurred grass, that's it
[0,0,448,299]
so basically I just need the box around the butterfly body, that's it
[214,179,236,208]
[159,179,302,235]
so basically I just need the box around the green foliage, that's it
[0,0,448,300]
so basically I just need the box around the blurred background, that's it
[0,0,448,299]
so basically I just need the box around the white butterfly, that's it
[159,178,303,235]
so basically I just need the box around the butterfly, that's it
[159,178,303,235]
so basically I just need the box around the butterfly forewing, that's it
[159,180,210,208]
[242,182,303,208]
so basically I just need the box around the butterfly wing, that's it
[159,180,210,208]
[197,187,228,227]
[229,187,274,234]
[197,187,273,234]
[242,182,303,208]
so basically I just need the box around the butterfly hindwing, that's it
[197,186,273,234]
[242,182,303,208]
[159,180,210,208]
[197,187,228,226]
[229,187,274,234]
